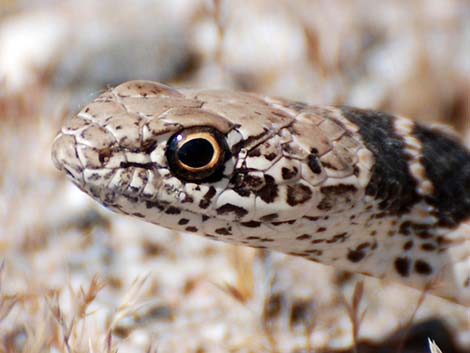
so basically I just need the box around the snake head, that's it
[52,80,368,236]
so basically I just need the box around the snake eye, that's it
[166,127,229,182]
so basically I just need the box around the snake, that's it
[51,80,470,306]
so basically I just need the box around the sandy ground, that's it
[0,1,469,352]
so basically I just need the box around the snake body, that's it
[52,81,470,305]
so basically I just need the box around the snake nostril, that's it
[98,149,112,164]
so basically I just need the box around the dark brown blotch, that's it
[305,249,323,256]
[399,221,412,236]
[281,167,298,180]
[308,155,322,174]
[303,216,319,221]
[399,221,434,239]
[256,175,278,203]
[243,174,265,190]
[216,203,249,218]
[414,259,433,275]
[347,249,365,263]
[260,238,274,242]
[321,160,338,171]
[252,245,268,249]
[233,172,263,197]
[317,184,357,211]
[248,147,262,157]
[403,240,414,251]
[326,232,349,243]
[199,186,217,209]
[240,221,262,228]
[286,184,312,206]
[260,213,279,221]
[357,242,370,250]
[271,219,296,225]
[353,165,360,176]
[215,227,232,235]
[265,152,277,161]
[289,252,308,257]
[178,218,189,225]
[145,201,166,210]
[394,257,411,277]
[165,206,181,215]
[421,243,436,251]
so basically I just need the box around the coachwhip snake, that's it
[51,80,470,306]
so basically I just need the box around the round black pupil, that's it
[178,138,215,168]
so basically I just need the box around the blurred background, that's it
[0,0,469,352]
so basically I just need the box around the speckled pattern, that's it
[52,80,470,306]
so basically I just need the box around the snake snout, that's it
[51,133,84,183]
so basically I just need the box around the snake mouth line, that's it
[119,161,157,170]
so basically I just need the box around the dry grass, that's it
[0,271,158,352]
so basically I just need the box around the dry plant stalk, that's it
[226,247,256,303]
[0,262,16,324]
[76,274,105,319]
[107,274,151,332]
[342,280,367,353]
